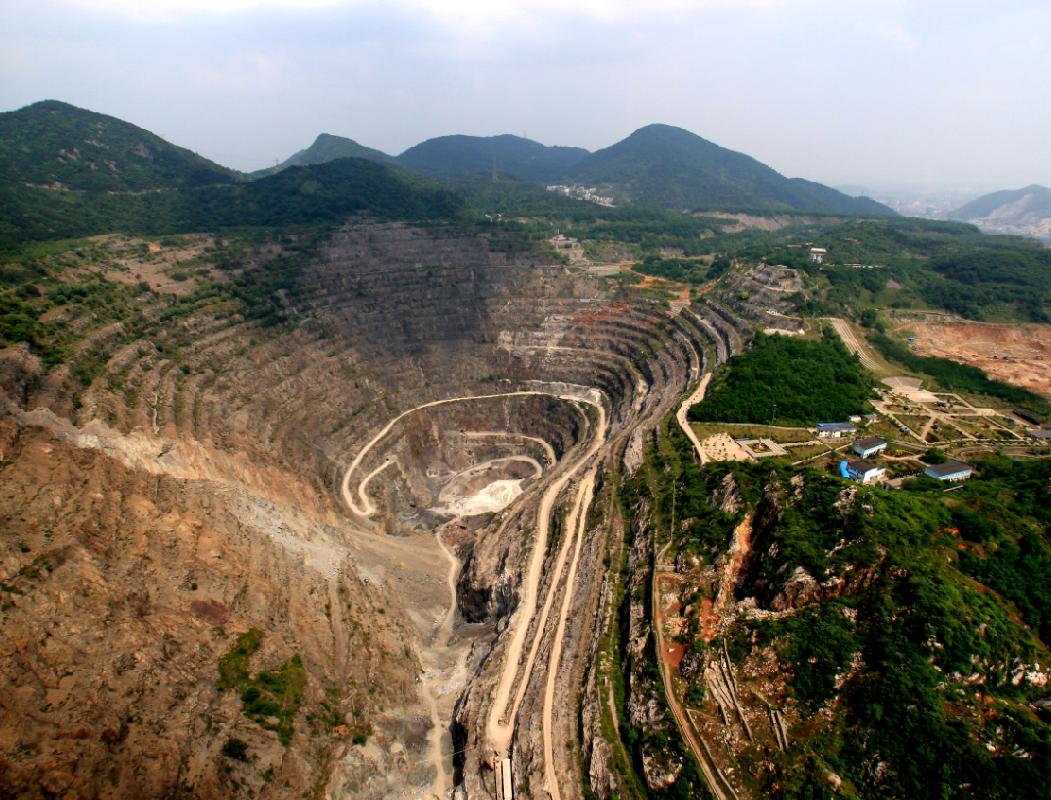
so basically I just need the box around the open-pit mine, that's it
[0,220,759,799]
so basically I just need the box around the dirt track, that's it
[676,373,712,463]
[826,317,881,371]
[486,396,607,760]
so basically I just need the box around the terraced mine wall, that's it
[0,219,747,799]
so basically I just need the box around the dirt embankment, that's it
[904,321,1051,400]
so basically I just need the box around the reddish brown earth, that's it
[904,321,1051,399]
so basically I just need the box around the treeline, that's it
[869,332,1051,420]
[689,328,874,426]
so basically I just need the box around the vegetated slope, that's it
[737,217,1051,323]
[635,443,1051,800]
[251,133,394,177]
[396,133,589,183]
[564,124,894,215]
[689,328,874,425]
[0,100,237,191]
[1,157,461,247]
[951,184,1051,223]
[0,101,461,247]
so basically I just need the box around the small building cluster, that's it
[808,247,827,264]
[545,183,615,207]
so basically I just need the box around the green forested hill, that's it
[0,100,237,191]
[689,328,875,425]
[395,134,589,183]
[0,158,461,248]
[564,124,894,215]
[251,133,394,177]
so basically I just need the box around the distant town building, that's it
[844,459,886,484]
[924,460,973,482]
[808,247,827,264]
[545,184,615,207]
[817,422,856,439]
[853,436,888,459]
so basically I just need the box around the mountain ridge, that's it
[950,184,1051,239]
[564,123,894,215]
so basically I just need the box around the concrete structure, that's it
[844,459,886,484]
[924,460,973,482]
[853,436,888,459]
[817,422,856,439]
[808,247,827,264]
[1028,428,1051,440]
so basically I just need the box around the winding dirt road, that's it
[663,369,737,800]
[341,388,606,798]
[676,373,712,464]
[485,396,607,761]
[542,471,596,799]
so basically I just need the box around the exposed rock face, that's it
[710,472,744,515]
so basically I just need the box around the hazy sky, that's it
[2,0,1049,194]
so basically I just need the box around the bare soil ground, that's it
[903,321,1051,400]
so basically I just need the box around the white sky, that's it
[2,0,1049,194]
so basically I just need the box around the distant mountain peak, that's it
[950,185,1051,238]
[251,132,394,177]
[565,123,894,216]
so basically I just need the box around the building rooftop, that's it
[924,460,972,477]
[818,422,856,432]
[1029,428,1051,439]
[847,460,881,473]
[854,436,887,450]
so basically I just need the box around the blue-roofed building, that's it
[924,460,973,482]
[817,422,857,439]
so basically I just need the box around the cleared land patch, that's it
[903,320,1051,401]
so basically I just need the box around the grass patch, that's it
[217,629,306,745]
